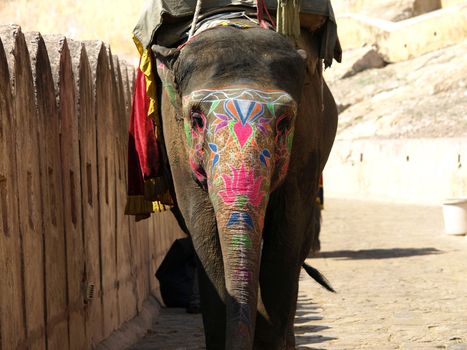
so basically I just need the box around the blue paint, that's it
[225,99,265,125]
[212,154,220,170]
[227,212,254,229]
[234,99,255,125]
[260,149,271,167]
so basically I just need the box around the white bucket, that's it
[442,198,467,235]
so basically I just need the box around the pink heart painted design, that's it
[233,122,253,148]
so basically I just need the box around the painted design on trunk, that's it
[227,212,254,230]
[219,164,265,208]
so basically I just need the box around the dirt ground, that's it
[130,198,467,349]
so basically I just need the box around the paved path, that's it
[131,199,467,349]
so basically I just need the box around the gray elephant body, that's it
[155,25,337,349]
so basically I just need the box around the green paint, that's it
[231,233,252,249]
[235,195,249,208]
[165,84,178,106]
[267,103,275,116]
[214,176,223,187]
[208,100,221,116]
[184,121,192,147]
[210,193,220,212]
[212,177,224,210]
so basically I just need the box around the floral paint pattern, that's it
[219,164,266,207]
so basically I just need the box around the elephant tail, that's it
[302,262,336,293]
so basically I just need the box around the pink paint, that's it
[190,157,206,182]
[234,268,252,283]
[218,164,265,207]
[233,122,253,148]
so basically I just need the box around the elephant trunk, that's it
[209,163,271,349]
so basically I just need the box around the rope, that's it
[189,0,203,39]
[276,0,301,39]
[257,0,276,29]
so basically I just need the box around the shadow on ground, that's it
[313,247,442,260]
[294,299,337,350]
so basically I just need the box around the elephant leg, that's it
[254,251,302,350]
[190,221,227,349]
[286,323,296,350]
[254,187,319,349]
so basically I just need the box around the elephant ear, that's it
[152,44,180,70]
[152,44,181,108]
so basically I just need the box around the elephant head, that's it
[154,26,306,348]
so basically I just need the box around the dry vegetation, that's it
[0,0,147,63]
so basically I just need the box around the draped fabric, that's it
[125,47,173,220]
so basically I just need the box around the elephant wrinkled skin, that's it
[154,26,338,349]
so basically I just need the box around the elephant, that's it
[152,22,338,350]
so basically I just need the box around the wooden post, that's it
[133,219,149,313]
[27,30,72,350]
[79,40,107,346]
[0,29,26,350]
[149,217,161,299]
[119,61,132,124]
[112,55,138,325]
[128,65,135,106]
[26,31,69,350]
[68,38,102,350]
[83,40,118,339]
[44,35,86,350]
[1,24,52,350]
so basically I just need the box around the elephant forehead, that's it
[183,88,297,114]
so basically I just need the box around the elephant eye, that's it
[191,110,205,131]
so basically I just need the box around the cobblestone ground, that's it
[131,198,467,349]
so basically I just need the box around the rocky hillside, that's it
[325,0,466,140]
[325,41,466,140]
[332,0,442,22]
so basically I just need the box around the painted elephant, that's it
[153,23,337,349]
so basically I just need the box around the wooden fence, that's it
[0,24,184,350]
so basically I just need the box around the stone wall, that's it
[324,138,467,205]
[332,0,442,20]
[333,0,467,62]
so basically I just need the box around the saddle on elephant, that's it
[125,0,341,220]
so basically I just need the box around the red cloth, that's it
[127,64,160,198]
